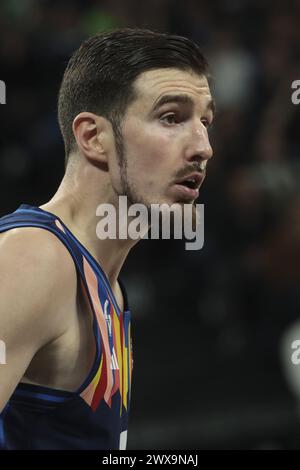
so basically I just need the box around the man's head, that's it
[58,28,214,210]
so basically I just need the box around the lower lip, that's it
[172,184,199,200]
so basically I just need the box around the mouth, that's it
[172,172,205,201]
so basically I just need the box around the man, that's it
[0,28,214,450]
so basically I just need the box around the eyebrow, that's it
[151,93,216,117]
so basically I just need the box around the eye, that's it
[160,113,179,125]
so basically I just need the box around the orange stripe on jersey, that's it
[82,257,113,407]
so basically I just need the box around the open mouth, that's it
[175,172,204,190]
[171,172,205,201]
[179,178,199,190]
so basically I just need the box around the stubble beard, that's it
[114,127,199,236]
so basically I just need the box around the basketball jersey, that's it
[0,204,133,450]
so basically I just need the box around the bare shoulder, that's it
[0,225,72,261]
[0,227,77,341]
[0,226,76,280]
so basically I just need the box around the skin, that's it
[0,68,214,405]
[118,68,214,207]
[42,68,214,290]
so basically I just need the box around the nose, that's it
[186,122,213,164]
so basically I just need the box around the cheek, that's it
[127,125,175,174]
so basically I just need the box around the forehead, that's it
[132,68,212,106]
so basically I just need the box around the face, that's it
[110,68,214,214]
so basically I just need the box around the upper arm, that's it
[0,227,76,413]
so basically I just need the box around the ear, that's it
[72,112,111,165]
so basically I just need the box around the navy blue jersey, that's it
[0,205,133,450]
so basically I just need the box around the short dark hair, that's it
[58,28,209,163]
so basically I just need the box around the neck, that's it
[40,159,138,290]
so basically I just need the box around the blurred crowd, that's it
[1,0,300,449]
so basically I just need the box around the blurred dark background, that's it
[1,0,300,450]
